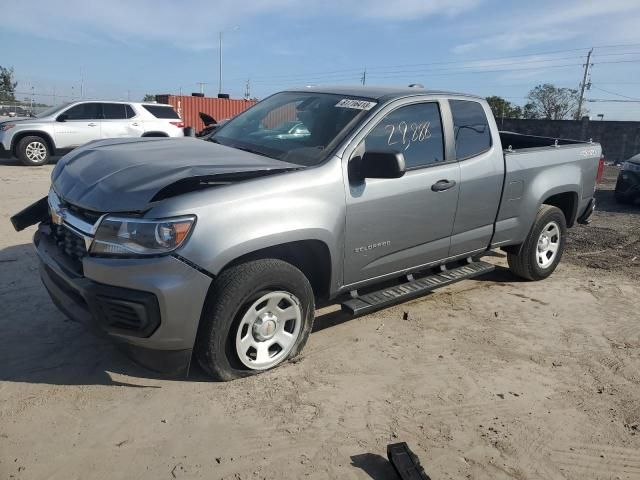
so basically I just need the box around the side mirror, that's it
[350,150,406,181]
[56,114,67,122]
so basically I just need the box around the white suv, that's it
[0,101,184,166]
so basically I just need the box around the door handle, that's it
[88,123,97,127]
[131,122,139,126]
[431,179,457,192]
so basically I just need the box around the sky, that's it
[2,0,640,120]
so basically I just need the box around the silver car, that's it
[0,101,184,166]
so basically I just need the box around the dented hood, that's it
[51,137,299,212]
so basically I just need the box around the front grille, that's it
[63,203,103,224]
[51,224,88,270]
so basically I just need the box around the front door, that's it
[343,101,460,286]
[53,102,102,149]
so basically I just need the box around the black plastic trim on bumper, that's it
[0,144,10,158]
[577,198,596,224]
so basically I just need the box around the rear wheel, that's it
[17,136,51,166]
[508,205,567,281]
[195,259,315,381]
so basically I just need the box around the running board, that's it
[341,261,494,315]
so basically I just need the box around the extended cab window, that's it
[450,100,491,159]
[63,103,101,121]
[363,102,444,169]
[102,103,128,120]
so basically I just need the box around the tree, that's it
[485,96,522,119]
[522,102,538,119]
[526,84,581,120]
[0,66,17,102]
[142,94,156,102]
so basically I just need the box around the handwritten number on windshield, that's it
[385,121,431,150]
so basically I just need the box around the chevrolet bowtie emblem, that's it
[51,206,66,226]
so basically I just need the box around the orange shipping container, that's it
[155,95,256,132]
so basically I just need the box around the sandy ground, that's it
[1,162,639,480]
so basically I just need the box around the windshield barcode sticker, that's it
[335,99,377,110]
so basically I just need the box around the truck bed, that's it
[491,131,601,249]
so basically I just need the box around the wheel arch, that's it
[541,191,579,227]
[11,130,56,156]
[219,239,333,303]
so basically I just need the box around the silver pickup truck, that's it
[12,86,603,380]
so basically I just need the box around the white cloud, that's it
[358,0,482,20]
[451,0,640,54]
[3,0,484,49]
[453,30,578,54]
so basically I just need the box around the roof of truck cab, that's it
[286,85,484,102]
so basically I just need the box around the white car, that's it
[0,101,184,166]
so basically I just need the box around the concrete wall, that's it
[499,117,640,163]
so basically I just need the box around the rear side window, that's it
[142,105,180,119]
[125,105,136,119]
[363,102,444,169]
[102,103,129,120]
[450,100,491,159]
[63,103,102,120]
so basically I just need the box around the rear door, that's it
[447,99,505,257]
[53,102,102,148]
[343,100,460,286]
[100,103,144,139]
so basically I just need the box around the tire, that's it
[507,205,567,281]
[195,259,315,381]
[16,135,51,166]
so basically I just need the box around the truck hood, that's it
[52,137,300,212]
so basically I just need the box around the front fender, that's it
[149,158,347,293]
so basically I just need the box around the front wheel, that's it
[195,259,315,381]
[508,205,567,281]
[17,135,51,166]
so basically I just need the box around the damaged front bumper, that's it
[33,223,212,375]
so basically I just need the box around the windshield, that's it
[36,103,71,118]
[209,92,376,166]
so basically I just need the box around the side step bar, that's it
[341,261,494,315]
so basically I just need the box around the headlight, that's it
[90,215,196,256]
[0,124,15,131]
[622,161,640,173]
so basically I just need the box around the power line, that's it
[591,86,640,101]
[227,43,640,84]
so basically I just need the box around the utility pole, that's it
[80,68,84,98]
[361,68,367,86]
[219,31,223,94]
[576,48,593,119]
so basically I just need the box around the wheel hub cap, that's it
[253,312,278,341]
[536,221,561,268]
[538,235,550,251]
[235,291,303,370]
